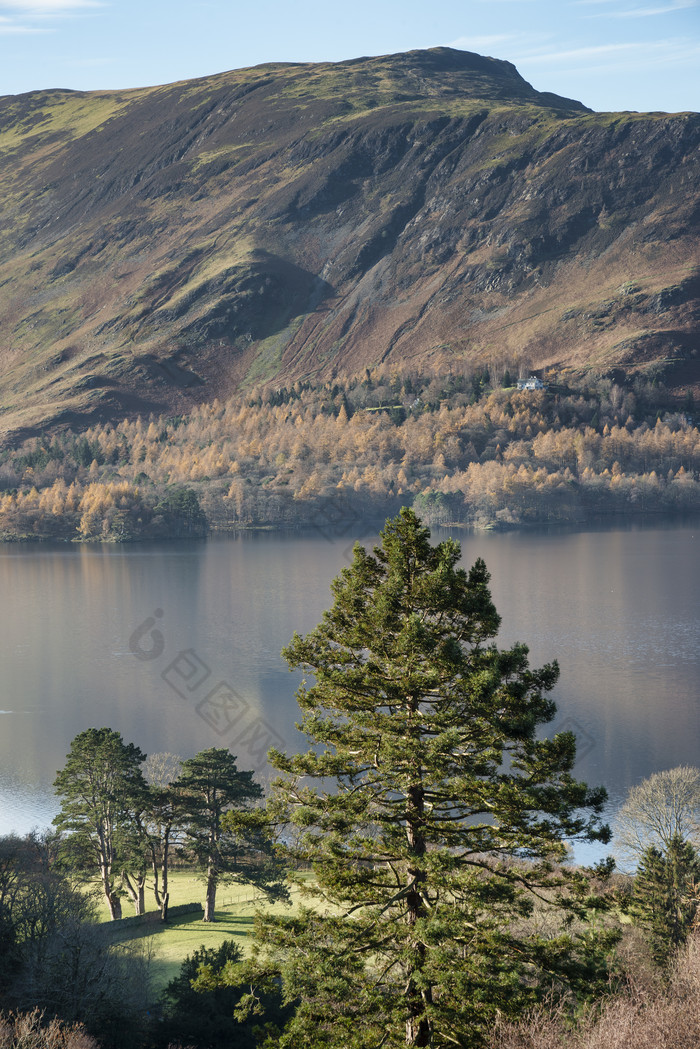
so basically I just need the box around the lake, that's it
[1,518,698,864]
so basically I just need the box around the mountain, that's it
[0,47,698,440]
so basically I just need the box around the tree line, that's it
[52,738,286,923]
[0,368,698,540]
[2,511,700,1048]
[0,742,287,1048]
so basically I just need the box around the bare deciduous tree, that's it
[0,1007,97,1049]
[613,766,700,870]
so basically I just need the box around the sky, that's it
[0,0,698,113]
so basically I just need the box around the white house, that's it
[516,376,546,391]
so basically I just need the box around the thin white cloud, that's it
[0,0,102,47]
[449,35,519,51]
[614,1,697,14]
[514,38,700,75]
[573,0,690,4]
[574,0,697,13]
[523,42,642,61]
[449,31,559,58]
[0,0,103,37]
[0,22,47,30]
[0,0,103,11]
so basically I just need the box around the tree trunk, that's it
[152,869,170,921]
[122,871,146,915]
[204,864,217,921]
[161,833,170,920]
[152,860,162,911]
[152,827,172,921]
[405,779,430,1046]
[106,888,122,920]
[405,982,431,1048]
[101,863,122,920]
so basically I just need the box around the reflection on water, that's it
[1,520,698,864]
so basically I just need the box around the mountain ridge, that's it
[0,48,698,441]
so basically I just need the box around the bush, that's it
[489,936,700,1049]
[0,1008,97,1049]
[156,940,289,1049]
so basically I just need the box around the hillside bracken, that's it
[0,367,698,541]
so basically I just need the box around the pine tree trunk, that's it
[106,887,122,920]
[405,779,430,1046]
[152,859,162,913]
[151,834,171,920]
[122,871,145,915]
[152,875,170,921]
[101,863,122,920]
[161,833,170,920]
[204,864,217,921]
[406,994,430,1047]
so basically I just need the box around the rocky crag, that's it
[0,47,698,438]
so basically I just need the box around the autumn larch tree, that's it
[246,508,615,1048]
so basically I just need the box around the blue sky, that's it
[1,0,698,112]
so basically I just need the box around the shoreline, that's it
[2,506,699,546]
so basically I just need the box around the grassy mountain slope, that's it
[0,47,698,440]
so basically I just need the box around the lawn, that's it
[92,870,307,995]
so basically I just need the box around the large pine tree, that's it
[175,748,287,921]
[246,509,616,1048]
[53,727,148,920]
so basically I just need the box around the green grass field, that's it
[93,870,307,995]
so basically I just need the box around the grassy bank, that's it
[93,870,301,994]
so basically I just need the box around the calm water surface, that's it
[1,521,698,862]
